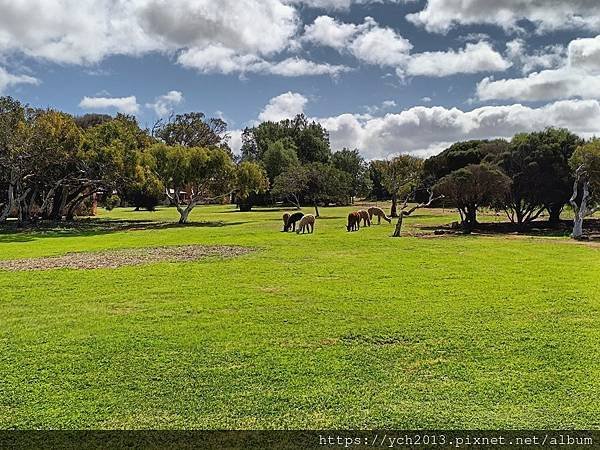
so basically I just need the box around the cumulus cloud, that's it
[407,0,600,34]
[289,0,407,10]
[0,0,348,78]
[0,0,298,64]
[233,93,600,160]
[146,90,183,117]
[477,34,600,101]
[304,16,509,77]
[505,39,567,74]
[0,67,39,93]
[402,41,511,77]
[178,46,349,77]
[258,91,309,122]
[319,100,600,159]
[79,96,140,114]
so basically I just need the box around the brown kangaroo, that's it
[347,211,361,232]
[296,214,315,234]
[358,209,371,227]
[368,206,392,224]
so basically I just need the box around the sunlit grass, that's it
[0,204,598,429]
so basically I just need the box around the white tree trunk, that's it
[570,168,591,240]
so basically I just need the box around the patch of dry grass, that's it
[0,245,253,271]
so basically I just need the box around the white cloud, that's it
[0,67,39,93]
[177,45,348,77]
[407,0,600,34]
[0,0,345,78]
[477,68,600,102]
[402,41,511,77]
[237,93,600,160]
[569,35,600,73]
[477,34,600,101]
[229,129,243,155]
[0,0,299,65]
[258,91,308,122]
[303,15,364,49]
[303,16,508,77]
[146,90,183,117]
[506,39,566,74]
[349,23,412,66]
[318,100,600,159]
[79,96,140,114]
[289,0,407,10]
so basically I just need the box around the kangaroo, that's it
[285,212,304,232]
[296,214,315,234]
[347,211,361,232]
[358,209,371,227]
[368,206,392,224]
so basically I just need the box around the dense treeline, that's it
[1,96,599,238]
[0,97,268,225]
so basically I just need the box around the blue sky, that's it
[2,0,600,158]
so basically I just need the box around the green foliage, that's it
[380,155,424,198]
[149,142,236,222]
[570,139,600,206]
[241,114,331,164]
[235,161,270,211]
[261,138,299,182]
[368,160,391,200]
[492,128,583,224]
[154,112,228,150]
[434,164,511,228]
[331,148,371,199]
[423,140,489,181]
[102,194,121,211]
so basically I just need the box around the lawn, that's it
[0,204,599,429]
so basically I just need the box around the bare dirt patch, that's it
[0,245,254,271]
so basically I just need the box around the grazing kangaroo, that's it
[358,209,371,227]
[285,212,304,232]
[296,214,315,234]
[347,211,361,232]
[368,206,392,224]
[282,213,290,232]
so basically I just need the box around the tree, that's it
[423,140,490,181]
[261,138,299,183]
[271,167,308,209]
[569,140,600,239]
[235,161,269,212]
[150,143,236,224]
[123,161,164,212]
[241,114,331,164]
[434,164,511,231]
[331,148,371,202]
[368,160,390,201]
[0,97,30,224]
[380,155,424,217]
[494,129,582,226]
[76,114,152,220]
[303,163,351,217]
[154,112,229,150]
[391,189,444,237]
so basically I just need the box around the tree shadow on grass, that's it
[0,219,248,243]
[418,218,600,240]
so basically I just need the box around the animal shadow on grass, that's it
[0,219,248,243]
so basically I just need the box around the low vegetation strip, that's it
[0,245,253,271]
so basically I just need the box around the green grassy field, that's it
[0,205,599,429]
